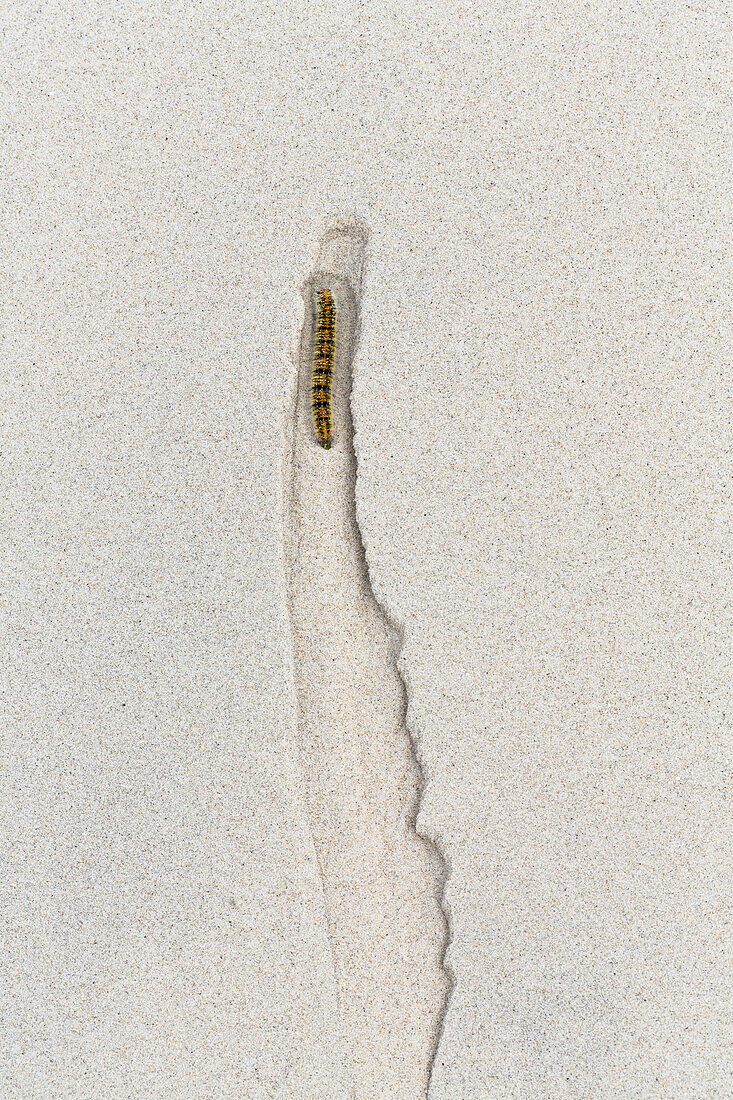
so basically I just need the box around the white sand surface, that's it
[0,193,347,1098]
[2,1,730,1097]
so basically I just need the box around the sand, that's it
[284,226,448,1097]
[1,1,730,1096]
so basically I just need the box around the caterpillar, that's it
[311,288,336,449]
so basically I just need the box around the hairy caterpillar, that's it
[311,288,336,449]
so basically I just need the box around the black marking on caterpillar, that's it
[311,288,336,449]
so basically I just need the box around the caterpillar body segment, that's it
[311,288,336,449]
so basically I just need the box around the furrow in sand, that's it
[284,225,450,1098]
